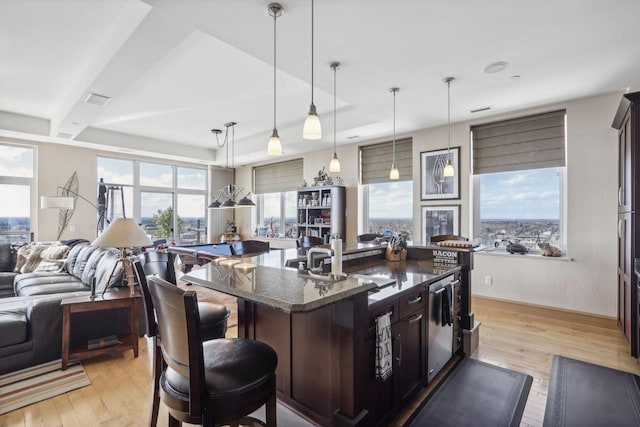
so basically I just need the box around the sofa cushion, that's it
[0,244,13,272]
[0,272,17,298]
[80,247,110,286]
[71,245,100,278]
[14,273,85,297]
[0,310,27,347]
[93,250,125,292]
[65,242,89,273]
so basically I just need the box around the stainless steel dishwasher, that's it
[427,274,454,383]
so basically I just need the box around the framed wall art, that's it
[421,205,460,244]
[420,147,460,200]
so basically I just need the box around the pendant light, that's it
[389,87,400,180]
[329,62,341,172]
[303,0,321,140]
[267,3,283,156]
[443,77,455,177]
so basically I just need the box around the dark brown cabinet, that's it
[612,92,640,357]
[364,286,427,426]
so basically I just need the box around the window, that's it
[360,139,414,242]
[98,157,207,244]
[253,159,303,239]
[0,143,35,243]
[471,111,566,253]
[363,181,414,242]
[256,191,297,238]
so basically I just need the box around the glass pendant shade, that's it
[329,152,341,172]
[303,104,322,139]
[267,129,282,156]
[389,163,399,180]
[443,160,454,177]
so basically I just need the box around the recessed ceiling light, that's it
[510,75,521,80]
[483,61,508,74]
[85,92,111,106]
[56,132,73,139]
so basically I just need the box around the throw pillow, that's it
[34,259,65,273]
[14,244,33,273]
[20,245,51,274]
[40,245,69,261]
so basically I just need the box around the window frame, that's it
[471,166,567,254]
[97,156,208,244]
[256,191,297,239]
[0,142,36,243]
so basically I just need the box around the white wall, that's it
[235,92,621,317]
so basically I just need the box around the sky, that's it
[480,168,560,220]
[0,145,33,216]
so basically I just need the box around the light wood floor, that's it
[2,297,639,427]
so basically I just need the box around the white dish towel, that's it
[375,312,393,381]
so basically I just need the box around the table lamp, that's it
[92,218,152,295]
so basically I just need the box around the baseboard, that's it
[472,295,617,330]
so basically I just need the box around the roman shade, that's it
[472,110,566,174]
[361,138,413,184]
[253,158,303,194]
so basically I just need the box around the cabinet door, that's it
[619,116,632,213]
[394,310,426,405]
[363,335,394,425]
[618,212,635,353]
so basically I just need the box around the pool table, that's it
[168,241,270,272]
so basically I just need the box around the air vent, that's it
[85,92,111,106]
[56,132,73,139]
[347,135,360,140]
[470,106,491,114]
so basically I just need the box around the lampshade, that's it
[389,164,399,180]
[303,108,322,139]
[221,198,236,208]
[443,160,455,177]
[92,218,152,248]
[40,195,74,209]
[267,130,282,155]
[236,194,256,207]
[329,153,341,173]
[208,199,222,209]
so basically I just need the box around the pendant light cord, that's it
[392,89,396,165]
[311,0,314,105]
[273,11,277,130]
[333,63,336,152]
[447,79,451,155]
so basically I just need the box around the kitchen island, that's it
[182,243,474,426]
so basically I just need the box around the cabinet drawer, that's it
[398,287,426,319]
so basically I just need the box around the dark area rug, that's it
[543,355,640,427]
[405,358,532,427]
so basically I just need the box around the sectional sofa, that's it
[0,240,138,374]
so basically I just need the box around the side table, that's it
[61,289,141,370]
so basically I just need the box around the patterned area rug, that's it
[0,359,91,415]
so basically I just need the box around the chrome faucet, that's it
[306,247,333,272]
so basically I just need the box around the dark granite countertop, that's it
[183,261,378,313]
[182,250,460,312]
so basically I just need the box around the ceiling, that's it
[1,0,639,166]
